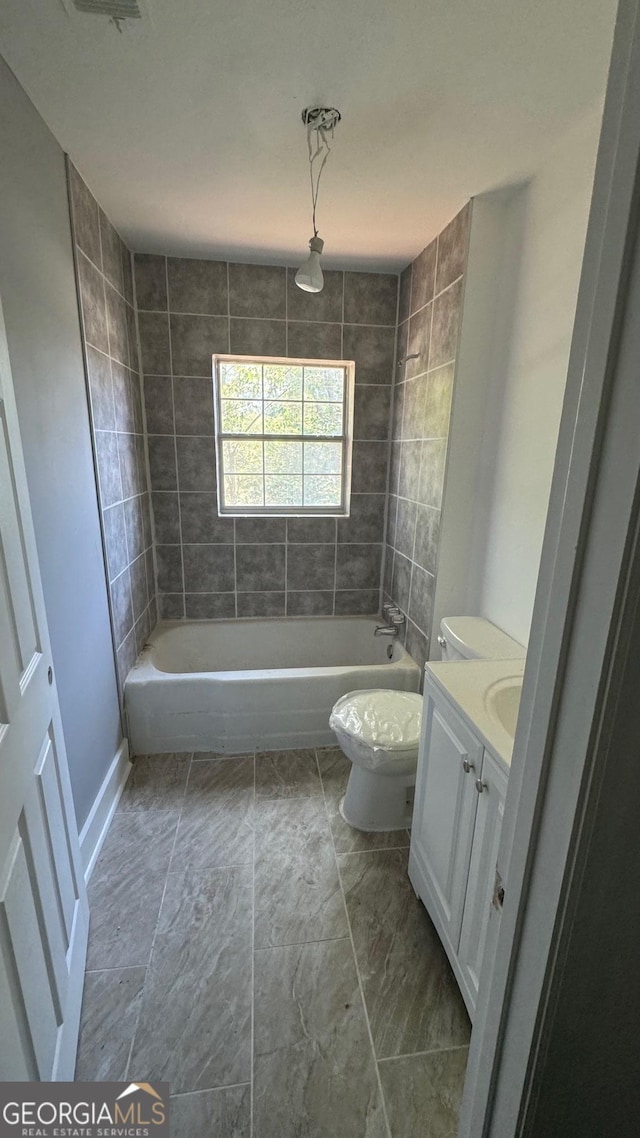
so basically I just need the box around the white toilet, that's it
[329,616,524,833]
[330,688,423,831]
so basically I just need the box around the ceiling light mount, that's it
[300,107,342,133]
[295,106,341,294]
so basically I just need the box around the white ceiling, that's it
[0,0,617,270]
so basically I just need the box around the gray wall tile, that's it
[151,492,181,544]
[394,498,417,560]
[384,205,468,659]
[287,544,336,591]
[78,252,108,353]
[343,324,396,384]
[235,517,286,543]
[354,385,391,440]
[334,589,380,615]
[173,376,215,435]
[103,503,128,581]
[398,264,412,325]
[418,439,447,508]
[237,592,286,617]
[134,253,167,311]
[392,552,412,613]
[135,252,402,618]
[168,256,227,315]
[138,311,171,374]
[351,441,388,494]
[86,346,114,430]
[287,320,342,359]
[69,165,101,268]
[100,211,125,297]
[110,569,133,647]
[183,544,235,592]
[426,362,455,437]
[156,545,183,592]
[344,272,398,326]
[170,313,229,376]
[105,283,130,367]
[436,204,470,294]
[287,517,336,544]
[287,591,333,616]
[148,435,177,490]
[229,263,286,319]
[95,430,123,507]
[335,544,382,590]
[180,493,233,543]
[236,544,286,591]
[185,592,235,619]
[429,277,463,370]
[129,553,149,621]
[409,564,435,634]
[71,160,154,691]
[176,435,216,492]
[229,317,286,356]
[406,306,431,379]
[143,375,174,435]
[410,239,437,314]
[338,494,386,544]
[159,593,185,619]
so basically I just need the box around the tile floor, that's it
[77,748,471,1137]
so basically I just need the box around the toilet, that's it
[330,616,524,833]
[330,688,423,831]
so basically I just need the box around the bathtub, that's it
[125,617,421,755]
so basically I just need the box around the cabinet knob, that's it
[475,778,487,794]
[462,758,475,774]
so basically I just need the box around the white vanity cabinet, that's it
[409,677,508,1018]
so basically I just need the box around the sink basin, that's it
[485,677,523,739]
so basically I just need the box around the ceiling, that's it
[0,0,617,270]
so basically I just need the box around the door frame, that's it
[460,0,640,1131]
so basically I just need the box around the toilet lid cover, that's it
[330,689,423,752]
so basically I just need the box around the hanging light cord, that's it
[306,117,334,237]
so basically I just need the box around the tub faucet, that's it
[375,603,405,637]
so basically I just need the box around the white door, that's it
[457,749,508,1015]
[0,297,89,1081]
[408,682,482,953]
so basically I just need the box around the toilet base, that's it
[341,764,414,832]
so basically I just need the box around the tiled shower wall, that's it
[68,164,156,694]
[135,257,397,619]
[383,205,470,671]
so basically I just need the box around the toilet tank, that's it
[439,616,525,662]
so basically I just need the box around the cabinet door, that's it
[409,683,484,953]
[457,749,508,1013]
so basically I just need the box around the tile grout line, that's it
[314,748,394,1138]
[170,1081,252,1100]
[377,1043,470,1065]
[123,752,194,1078]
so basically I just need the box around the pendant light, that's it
[295,107,341,294]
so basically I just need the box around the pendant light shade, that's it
[295,235,324,293]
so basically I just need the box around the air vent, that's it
[68,0,142,18]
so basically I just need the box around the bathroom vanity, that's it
[409,658,525,1018]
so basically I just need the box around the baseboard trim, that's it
[79,739,131,883]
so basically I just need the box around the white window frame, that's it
[212,354,355,517]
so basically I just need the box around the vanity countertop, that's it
[424,657,526,769]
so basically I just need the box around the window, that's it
[213,355,354,516]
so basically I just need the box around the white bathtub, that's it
[125,617,421,755]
